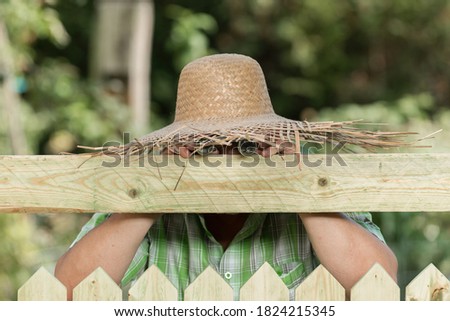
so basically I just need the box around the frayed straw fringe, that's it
[78,120,425,156]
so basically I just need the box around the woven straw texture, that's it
[89,54,415,155]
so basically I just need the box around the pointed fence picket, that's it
[295,265,345,301]
[350,263,400,301]
[72,267,122,301]
[184,266,234,301]
[240,262,289,301]
[17,267,66,301]
[17,263,449,301]
[405,263,450,301]
[128,265,178,301]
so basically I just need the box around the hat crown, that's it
[174,54,275,122]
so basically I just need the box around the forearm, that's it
[54,213,159,299]
[299,213,398,293]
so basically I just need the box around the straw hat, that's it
[97,53,413,155]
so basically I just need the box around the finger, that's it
[277,141,295,155]
[162,147,175,155]
[281,145,296,155]
[260,146,278,158]
[179,146,191,158]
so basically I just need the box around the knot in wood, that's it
[318,177,328,187]
[128,188,138,199]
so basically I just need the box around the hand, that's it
[164,140,297,158]
[257,141,296,158]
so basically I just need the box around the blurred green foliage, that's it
[165,4,218,69]
[0,0,449,300]
[24,61,130,153]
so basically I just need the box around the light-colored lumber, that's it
[72,267,122,301]
[17,263,450,301]
[240,262,289,301]
[405,263,449,301]
[184,266,233,301]
[350,263,400,301]
[1,153,450,213]
[295,265,345,301]
[128,265,178,301]
[17,267,66,301]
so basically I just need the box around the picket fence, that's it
[18,262,449,301]
[3,154,450,301]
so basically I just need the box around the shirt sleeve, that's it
[70,213,150,287]
[70,212,110,246]
[344,212,386,243]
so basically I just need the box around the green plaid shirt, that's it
[72,212,384,300]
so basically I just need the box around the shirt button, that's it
[224,272,232,279]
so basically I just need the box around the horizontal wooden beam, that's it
[0,153,449,214]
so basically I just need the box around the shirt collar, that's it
[196,213,267,244]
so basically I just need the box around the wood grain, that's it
[240,262,289,301]
[184,266,233,301]
[17,267,66,301]
[1,153,450,213]
[18,262,449,301]
[295,265,345,301]
[405,263,450,301]
[350,263,400,301]
[72,267,122,301]
[128,265,178,301]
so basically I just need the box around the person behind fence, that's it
[55,54,400,300]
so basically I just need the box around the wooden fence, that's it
[17,262,449,301]
[2,153,450,213]
[1,153,449,301]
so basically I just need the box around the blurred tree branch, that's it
[0,20,29,155]
[128,0,154,136]
[92,0,154,137]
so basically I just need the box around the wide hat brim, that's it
[116,116,415,156]
[91,54,416,155]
